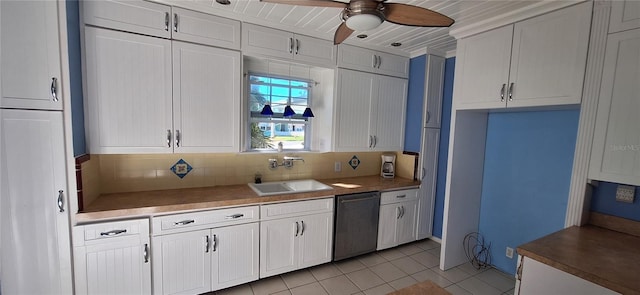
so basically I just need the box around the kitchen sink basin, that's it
[248,179,333,196]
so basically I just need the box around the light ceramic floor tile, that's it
[457,262,489,276]
[378,248,405,261]
[215,283,254,295]
[415,239,441,251]
[357,253,388,267]
[397,244,423,256]
[444,284,473,295]
[318,275,360,295]
[310,263,343,281]
[271,291,292,295]
[388,276,418,291]
[410,269,453,288]
[362,284,394,295]
[475,269,517,292]
[431,266,473,283]
[390,256,427,274]
[369,262,406,282]
[503,288,515,295]
[346,269,386,290]
[281,269,317,289]
[334,259,366,274]
[290,282,328,295]
[427,247,441,258]
[409,251,440,268]
[250,276,288,295]
[457,277,503,295]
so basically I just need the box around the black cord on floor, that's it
[463,232,492,270]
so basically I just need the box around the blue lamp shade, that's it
[260,104,274,116]
[302,107,315,118]
[283,105,296,117]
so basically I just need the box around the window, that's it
[247,73,312,151]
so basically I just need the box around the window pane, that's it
[248,94,268,112]
[291,81,309,87]
[271,86,290,97]
[290,97,308,106]
[251,122,306,150]
[249,76,270,83]
[271,96,289,105]
[291,88,308,98]
[250,85,271,96]
[270,78,290,85]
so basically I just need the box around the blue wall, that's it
[478,110,580,275]
[432,57,454,238]
[591,182,640,221]
[404,55,427,153]
[66,0,86,156]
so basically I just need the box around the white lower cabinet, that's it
[153,230,211,295]
[73,219,152,295]
[259,198,334,278]
[377,189,418,250]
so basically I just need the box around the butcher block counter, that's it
[517,212,640,295]
[77,175,420,223]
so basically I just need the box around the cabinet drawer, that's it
[74,219,150,246]
[380,189,418,205]
[83,0,172,38]
[261,198,333,220]
[152,206,259,234]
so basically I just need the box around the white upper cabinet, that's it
[589,28,640,186]
[425,55,445,129]
[83,0,240,49]
[1,0,62,110]
[242,23,336,67]
[454,2,592,110]
[337,44,410,78]
[609,0,640,33]
[334,69,407,152]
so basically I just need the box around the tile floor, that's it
[212,239,516,295]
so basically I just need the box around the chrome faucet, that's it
[268,156,305,169]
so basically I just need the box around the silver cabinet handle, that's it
[225,213,244,219]
[295,221,300,236]
[289,37,293,53]
[422,168,426,180]
[397,207,401,219]
[175,130,181,147]
[167,130,172,147]
[173,13,178,32]
[174,219,195,226]
[100,229,127,236]
[369,135,373,148]
[426,111,431,124]
[500,83,506,102]
[377,55,381,68]
[396,194,406,199]
[373,135,377,148]
[164,12,170,31]
[212,234,217,252]
[372,55,376,68]
[205,235,210,253]
[300,220,305,236]
[508,82,514,101]
[57,190,64,212]
[295,39,300,54]
[144,244,149,263]
[50,77,58,102]
[401,205,405,218]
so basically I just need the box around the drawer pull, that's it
[396,194,406,198]
[100,229,127,236]
[143,244,149,263]
[225,214,244,219]
[174,220,195,226]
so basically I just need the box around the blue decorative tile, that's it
[170,159,192,179]
[349,155,360,170]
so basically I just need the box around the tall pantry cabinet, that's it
[0,1,74,294]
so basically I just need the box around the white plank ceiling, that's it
[164,0,571,57]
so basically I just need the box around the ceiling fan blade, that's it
[259,0,347,8]
[334,22,354,45]
[383,3,454,27]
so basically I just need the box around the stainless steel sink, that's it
[248,179,333,196]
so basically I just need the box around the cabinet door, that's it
[1,1,62,110]
[84,27,173,154]
[376,51,410,78]
[417,130,439,240]
[260,218,297,278]
[172,41,240,153]
[396,200,417,245]
[425,56,445,129]
[211,223,259,291]
[298,213,333,269]
[83,0,171,38]
[609,0,640,33]
[0,110,72,294]
[589,29,640,186]
[334,69,376,151]
[373,75,407,151]
[508,2,591,108]
[242,23,293,60]
[454,25,512,109]
[337,44,377,73]
[377,204,399,251]
[293,34,336,67]
[171,7,240,50]
[153,230,211,295]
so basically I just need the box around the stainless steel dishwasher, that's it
[333,191,381,261]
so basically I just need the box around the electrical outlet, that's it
[334,161,341,172]
[616,185,635,203]
[506,247,514,259]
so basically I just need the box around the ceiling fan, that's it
[259,0,454,45]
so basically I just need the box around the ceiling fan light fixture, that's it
[345,13,383,31]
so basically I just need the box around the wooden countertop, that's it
[517,224,640,295]
[77,175,420,223]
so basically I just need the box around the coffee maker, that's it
[381,154,396,178]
